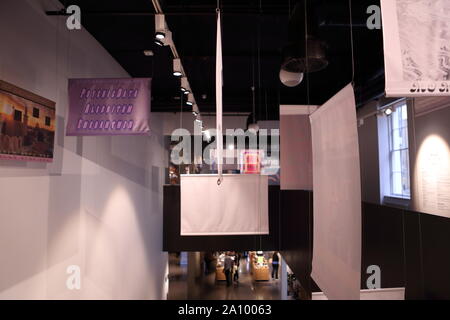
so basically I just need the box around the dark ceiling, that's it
[57,0,384,120]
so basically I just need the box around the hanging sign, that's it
[310,84,362,300]
[381,0,450,97]
[180,174,269,236]
[66,78,151,136]
[216,11,224,183]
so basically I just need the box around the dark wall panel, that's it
[361,203,405,289]
[280,190,314,296]
[403,211,425,299]
[420,213,450,299]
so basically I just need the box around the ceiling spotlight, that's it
[155,14,166,41]
[181,77,190,94]
[384,107,393,116]
[192,111,198,116]
[154,39,164,46]
[143,50,153,56]
[186,93,194,106]
[155,31,165,40]
[173,58,183,77]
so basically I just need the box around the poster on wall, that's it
[66,78,151,136]
[310,84,361,300]
[0,80,55,162]
[380,0,450,97]
[412,98,450,218]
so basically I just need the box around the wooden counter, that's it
[252,265,270,281]
[215,267,226,281]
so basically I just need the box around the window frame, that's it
[386,100,411,199]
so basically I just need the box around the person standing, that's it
[223,252,233,287]
[233,252,240,282]
[271,251,280,280]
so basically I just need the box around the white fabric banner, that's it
[310,84,362,300]
[381,0,450,97]
[216,11,223,182]
[180,174,269,236]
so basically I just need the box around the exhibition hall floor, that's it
[168,255,282,300]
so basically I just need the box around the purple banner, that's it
[66,78,151,136]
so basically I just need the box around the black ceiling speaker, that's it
[281,37,328,74]
[280,0,328,86]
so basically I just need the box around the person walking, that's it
[223,252,233,287]
[271,251,280,280]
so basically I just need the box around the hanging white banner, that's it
[310,84,362,300]
[381,0,450,97]
[216,10,223,183]
[180,174,269,236]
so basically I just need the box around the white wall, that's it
[410,100,450,218]
[0,0,168,299]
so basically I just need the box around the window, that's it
[33,107,40,118]
[13,109,22,121]
[387,102,410,198]
[45,116,51,126]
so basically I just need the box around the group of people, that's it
[221,251,281,286]
[222,251,241,287]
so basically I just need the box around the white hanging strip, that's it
[216,9,223,185]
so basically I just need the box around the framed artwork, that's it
[0,80,55,162]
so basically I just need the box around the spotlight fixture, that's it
[154,39,164,47]
[186,93,194,106]
[173,58,183,77]
[155,31,165,40]
[155,14,166,40]
[192,111,198,116]
[384,107,393,116]
[181,77,190,93]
